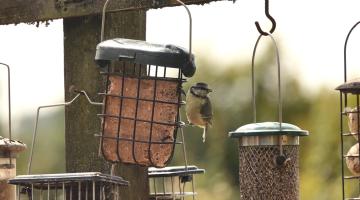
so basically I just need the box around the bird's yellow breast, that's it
[185,93,207,127]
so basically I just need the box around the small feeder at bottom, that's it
[0,137,26,200]
[9,172,129,200]
[229,122,308,200]
[148,166,204,200]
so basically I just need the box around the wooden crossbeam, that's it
[0,0,221,25]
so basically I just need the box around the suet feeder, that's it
[9,91,129,200]
[95,0,195,168]
[0,63,27,200]
[229,34,308,200]
[336,21,360,200]
[148,166,204,200]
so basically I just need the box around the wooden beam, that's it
[0,0,222,25]
[64,11,149,199]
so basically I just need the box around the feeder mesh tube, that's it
[238,145,299,200]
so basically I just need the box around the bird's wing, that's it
[200,97,213,125]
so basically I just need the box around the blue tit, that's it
[185,82,213,142]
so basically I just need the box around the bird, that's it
[346,143,360,176]
[347,106,360,140]
[185,82,213,142]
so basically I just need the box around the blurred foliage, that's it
[0,45,356,199]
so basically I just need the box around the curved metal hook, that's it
[27,91,103,174]
[251,33,282,127]
[101,0,111,42]
[175,0,192,60]
[344,21,360,83]
[255,0,276,36]
[0,63,12,140]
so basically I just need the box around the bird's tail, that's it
[202,125,208,143]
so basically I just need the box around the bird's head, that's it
[190,82,212,98]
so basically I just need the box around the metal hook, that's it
[255,0,276,36]
[101,0,111,42]
[175,0,193,61]
[343,21,360,108]
[251,33,282,125]
[27,90,103,174]
[0,63,12,141]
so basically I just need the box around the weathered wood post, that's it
[64,11,149,199]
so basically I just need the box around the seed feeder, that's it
[148,166,204,200]
[335,21,360,200]
[95,0,195,168]
[9,91,129,199]
[229,33,309,200]
[0,63,27,200]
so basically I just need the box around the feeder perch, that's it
[0,137,26,200]
[229,123,308,200]
[95,39,195,168]
[148,166,204,200]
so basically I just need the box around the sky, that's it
[2,0,360,128]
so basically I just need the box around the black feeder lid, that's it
[336,78,360,94]
[95,38,196,77]
[229,122,309,138]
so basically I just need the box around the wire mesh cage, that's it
[95,0,195,168]
[148,166,204,200]
[95,39,195,168]
[229,34,308,200]
[9,172,128,200]
[336,21,360,200]
[8,91,129,200]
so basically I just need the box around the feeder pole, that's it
[63,11,148,199]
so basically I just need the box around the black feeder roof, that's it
[95,38,196,78]
[336,78,360,94]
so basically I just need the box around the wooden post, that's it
[64,10,149,199]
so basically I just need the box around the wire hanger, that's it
[255,0,276,36]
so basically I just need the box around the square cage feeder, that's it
[95,39,195,168]
[337,78,360,200]
[9,172,129,200]
[336,22,360,200]
[148,166,204,200]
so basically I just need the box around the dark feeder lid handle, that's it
[100,0,194,73]
[251,33,288,166]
